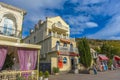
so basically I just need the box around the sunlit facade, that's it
[24,16,79,72]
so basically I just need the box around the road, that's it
[49,69,120,80]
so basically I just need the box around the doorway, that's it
[71,58,75,70]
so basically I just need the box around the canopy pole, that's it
[37,50,40,80]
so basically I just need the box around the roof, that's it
[98,55,109,60]
[0,40,41,49]
[114,55,120,60]
[47,16,69,27]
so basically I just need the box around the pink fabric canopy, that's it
[0,47,7,70]
[99,55,109,61]
[114,56,120,60]
[17,48,38,71]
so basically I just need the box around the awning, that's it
[57,51,79,56]
[98,55,109,61]
[0,40,41,49]
[114,56,120,60]
[69,52,79,56]
[60,39,70,44]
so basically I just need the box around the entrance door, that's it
[71,58,75,70]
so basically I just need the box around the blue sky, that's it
[1,0,120,40]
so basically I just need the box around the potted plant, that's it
[74,64,79,74]
[39,71,43,80]
[44,71,49,80]
[16,75,25,80]
[53,67,59,75]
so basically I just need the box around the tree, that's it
[78,38,92,68]
[100,43,120,59]
[2,53,14,70]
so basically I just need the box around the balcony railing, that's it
[0,26,21,38]
[52,23,69,31]
[45,33,75,42]
[51,45,78,53]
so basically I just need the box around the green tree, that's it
[78,38,92,68]
[100,43,120,59]
[2,53,14,70]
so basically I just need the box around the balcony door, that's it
[3,18,14,36]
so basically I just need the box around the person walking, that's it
[93,64,97,75]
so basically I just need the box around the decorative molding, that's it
[0,15,2,23]
[0,2,26,15]
[0,5,2,9]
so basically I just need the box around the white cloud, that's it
[87,15,120,39]
[1,0,67,36]
[85,22,98,28]
[82,0,109,5]
[2,0,120,40]
[64,15,98,35]
[109,36,120,40]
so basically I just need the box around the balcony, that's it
[51,45,79,54]
[0,26,21,38]
[45,33,75,42]
[52,23,69,32]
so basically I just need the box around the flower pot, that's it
[39,77,43,80]
[44,78,48,80]
[54,73,59,75]
[74,69,79,74]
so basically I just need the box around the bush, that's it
[39,71,43,77]
[16,75,25,80]
[108,59,112,68]
[44,71,49,78]
[53,67,59,73]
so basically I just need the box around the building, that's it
[0,2,26,42]
[23,16,79,72]
[0,2,41,79]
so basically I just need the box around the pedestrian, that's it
[93,64,97,75]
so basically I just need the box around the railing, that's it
[0,26,21,38]
[45,34,75,42]
[52,23,68,30]
[0,70,38,80]
[51,46,78,53]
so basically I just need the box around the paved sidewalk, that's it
[49,69,120,80]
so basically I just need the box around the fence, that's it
[0,70,38,80]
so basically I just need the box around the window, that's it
[56,41,60,50]
[3,18,14,35]
[63,57,67,64]
[29,40,30,44]
[56,41,60,46]
[70,43,73,52]
[34,36,36,43]
[63,43,67,47]
[57,21,62,27]
[70,43,73,48]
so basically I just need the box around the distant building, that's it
[23,16,79,72]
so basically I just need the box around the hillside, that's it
[76,38,120,51]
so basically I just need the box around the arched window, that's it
[63,57,67,64]
[63,42,67,47]
[3,17,14,36]
[70,43,73,52]
[70,43,73,48]
[56,41,60,46]
[56,41,60,50]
